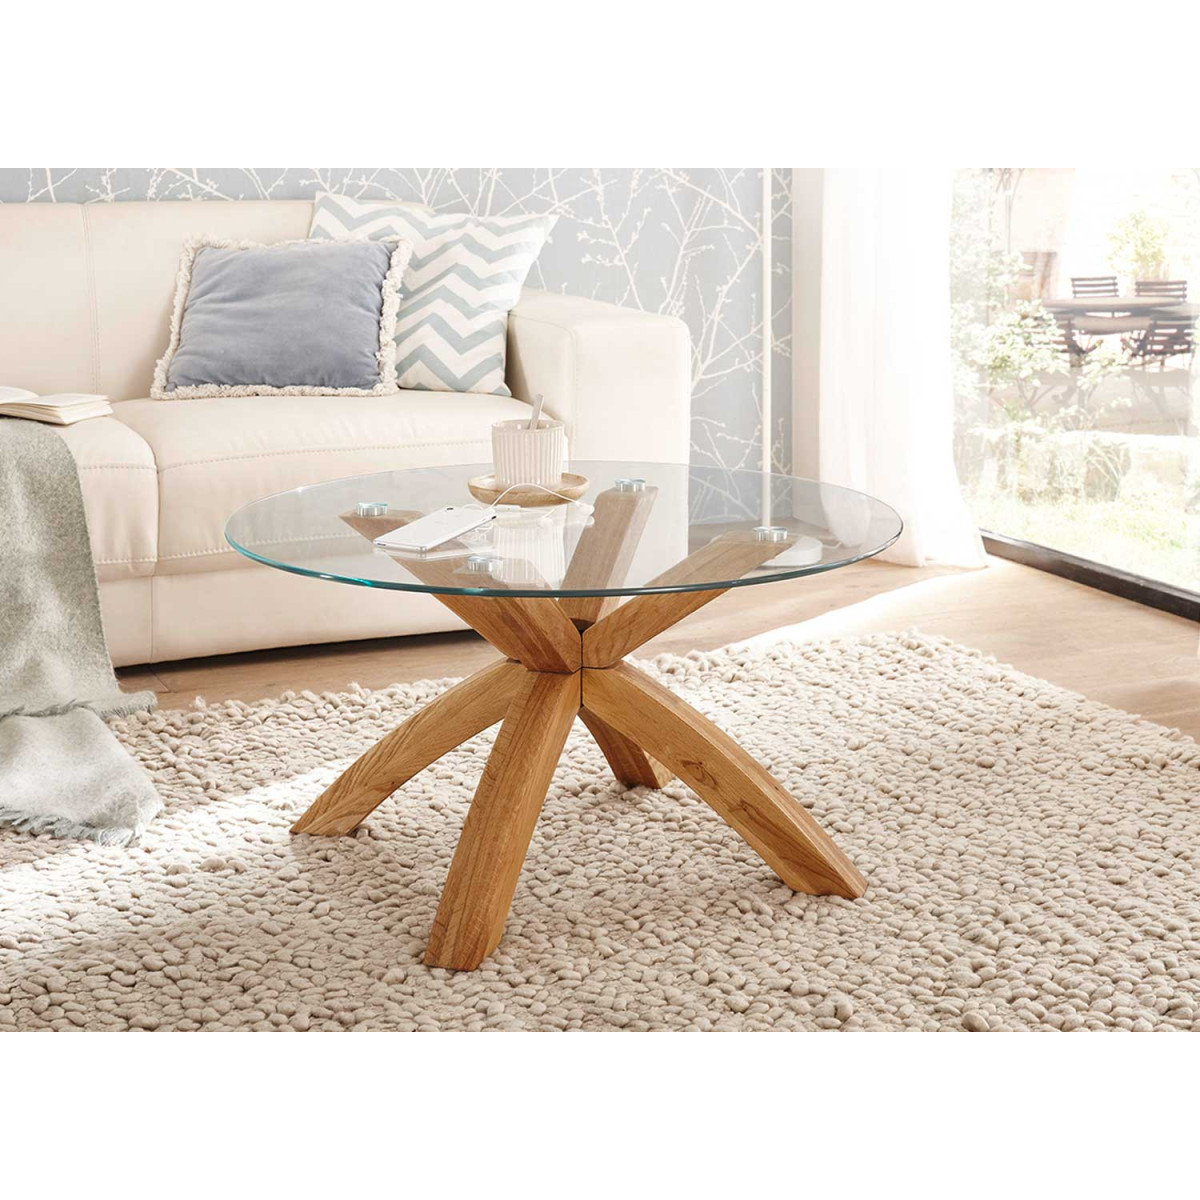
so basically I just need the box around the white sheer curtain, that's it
[817,168,986,568]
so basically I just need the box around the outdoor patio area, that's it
[952,168,1198,595]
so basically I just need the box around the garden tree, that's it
[967,297,1131,502]
[949,171,1025,416]
[1106,209,1168,284]
[972,300,1066,415]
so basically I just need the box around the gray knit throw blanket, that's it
[0,418,159,844]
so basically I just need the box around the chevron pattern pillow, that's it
[309,193,556,396]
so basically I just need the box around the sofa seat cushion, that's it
[113,391,532,574]
[57,416,158,582]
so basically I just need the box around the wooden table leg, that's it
[581,662,866,899]
[292,658,525,836]
[559,484,659,624]
[425,668,581,970]
[578,708,675,789]
[581,530,799,667]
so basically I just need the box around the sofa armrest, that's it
[506,289,691,464]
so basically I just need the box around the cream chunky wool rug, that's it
[2,632,1199,1032]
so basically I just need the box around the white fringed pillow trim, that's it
[150,236,413,400]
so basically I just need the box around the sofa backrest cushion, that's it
[0,201,312,400]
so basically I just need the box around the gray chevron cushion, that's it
[309,192,556,396]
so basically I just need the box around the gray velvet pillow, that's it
[151,236,412,399]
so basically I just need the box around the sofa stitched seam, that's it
[148,431,164,663]
[158,548,306,562]
[80,205,102,394]
[159,528,399,562]
[149,572,157,662]
[163,525,382,560]
[78,464,157,472]
[153,438,490,472]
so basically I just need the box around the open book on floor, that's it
[0,387,112,425]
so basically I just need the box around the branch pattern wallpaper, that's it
[0,168,793,473]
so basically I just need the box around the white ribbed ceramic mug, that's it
[491,418,566,489]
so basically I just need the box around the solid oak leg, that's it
[581,663,866,899]
[578,708,675,789]
[292,659,525,836]
[425,669,581,970]
[559,484,659,625]
[581,531,798,666]
[432,592,582,672]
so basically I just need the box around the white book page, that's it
[29,393,109,408]
[0,386,39,403]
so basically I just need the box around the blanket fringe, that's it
[1,689,156,723]
[0,806,145,846]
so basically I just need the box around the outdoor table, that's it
[1043,297,1196,342]
[1044,297,1188,315]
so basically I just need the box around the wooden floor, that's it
[117,557,1200,740]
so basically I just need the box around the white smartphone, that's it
[381,542,477,561]
[373,506,496,553]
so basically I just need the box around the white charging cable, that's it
[459,484,594,525]
[452,483,594,547]
[484,483,594,515]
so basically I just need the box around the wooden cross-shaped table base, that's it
[292,494,866,971]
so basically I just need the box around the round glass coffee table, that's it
[226,462,902,970]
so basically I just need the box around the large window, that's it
[951,169,1198,598]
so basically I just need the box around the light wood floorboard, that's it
[118,557,1200,739]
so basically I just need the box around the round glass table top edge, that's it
[224,461,903,599]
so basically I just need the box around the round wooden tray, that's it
[467,472,590,507]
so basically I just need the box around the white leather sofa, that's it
[0,201,691,666]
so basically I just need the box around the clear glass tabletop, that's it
[224,462,902,598]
